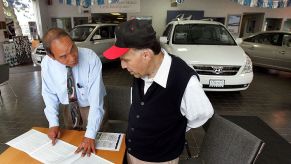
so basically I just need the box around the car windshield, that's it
[70,26,95,42]
[172,24,236,45]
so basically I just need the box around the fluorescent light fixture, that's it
[111,13,121,16]
[117,18,124,19]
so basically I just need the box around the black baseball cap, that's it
[103,19,156,60]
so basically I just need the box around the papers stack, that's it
[6,129,113,164]
[95,132,123,151]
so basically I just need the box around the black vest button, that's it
[128,139,131,143]
[136,115,140,119]
[128,148,131,151]
[131,128,135,131]
[140,102,145,106]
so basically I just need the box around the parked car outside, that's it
[240,31,291,72]
[160,20,253,91]
[32,23,117,66]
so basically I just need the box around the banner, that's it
[91,0,140,13]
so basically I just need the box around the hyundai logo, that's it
[212,66,224,74]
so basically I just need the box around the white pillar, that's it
[0,0,6,64]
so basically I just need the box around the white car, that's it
[160,20,253,91]
[241,31,291,72]
[32,23,117,66]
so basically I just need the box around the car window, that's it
[251,33,281,46]
[244,36,255,42]
[282,34,291,48]
[162,24,173,40]
[93,26,116,40]
[172,24,236,45]
[70,26,95,42]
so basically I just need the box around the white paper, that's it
[6,129,113,164]
[6,129,50,153]
[95,132,124,151]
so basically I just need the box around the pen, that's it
[115,134,121,150]
[77,83,83,88]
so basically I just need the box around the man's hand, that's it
[75,137,96,157]
[48,126,61,145]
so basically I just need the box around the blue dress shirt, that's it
[41,47,106,139]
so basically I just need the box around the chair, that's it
[102,85,131,133]
[0,63,17,104]
[180,114,265,164]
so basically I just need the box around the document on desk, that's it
[6,129,113,164]
[95,132,124,151]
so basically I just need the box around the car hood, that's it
[168,45,246,66]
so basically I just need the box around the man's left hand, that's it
[75,137,96,157]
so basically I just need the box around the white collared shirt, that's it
[41,47,106,139]
[142,49,214,131]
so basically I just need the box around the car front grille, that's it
[193,65,241,76]
[35,48,47,55]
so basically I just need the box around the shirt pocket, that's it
[77,86,88,102]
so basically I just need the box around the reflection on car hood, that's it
[169,45,246,66]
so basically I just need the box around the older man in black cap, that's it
[103,19,214,164]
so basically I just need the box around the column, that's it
[0,0,6,64]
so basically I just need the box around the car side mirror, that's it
[160,36,169,44]
[235,38,243,45]
[93,35,101,40]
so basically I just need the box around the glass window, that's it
[162,24,173,40]
[70,26,95,42]
[73,17,88,26]
[51,18,72,32]
[251,33,281,46]
[282,34,291,48]
[92,26,116,40]
[244,36,255,42]
[172,24,236,45]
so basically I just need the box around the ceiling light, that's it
[111,13,121,16]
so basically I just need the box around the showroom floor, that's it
[0,61,290,161]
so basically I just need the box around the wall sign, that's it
[227,15,241,38]
[91,0,140,13]
[59,0,140,13]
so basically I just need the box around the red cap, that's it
[103,45,129,60]
[103,19,156,60]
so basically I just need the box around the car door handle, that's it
[280,51,285,54]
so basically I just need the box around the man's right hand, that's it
[48,126,61,145]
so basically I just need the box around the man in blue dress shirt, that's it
[41,28,106,157]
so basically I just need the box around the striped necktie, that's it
[67,66,83,129]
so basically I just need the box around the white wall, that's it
[42,0,291,37]
[127,0,291,36]
[34,0,51,37]
[0,0,6,64]
[47,0,140,17]
[48,0,89,18]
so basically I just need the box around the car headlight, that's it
[241,55,253,74]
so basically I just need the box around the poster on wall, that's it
[166,10,204,24]
[227,15,241,38]
[28,22,38,40]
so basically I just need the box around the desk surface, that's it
[0,127,126,164]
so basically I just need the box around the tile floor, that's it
[0,62,290,160]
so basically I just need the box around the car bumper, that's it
[199,72,253,91]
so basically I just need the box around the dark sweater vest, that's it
[126,55,199,162]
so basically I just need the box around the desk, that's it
[0,127,126,164]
